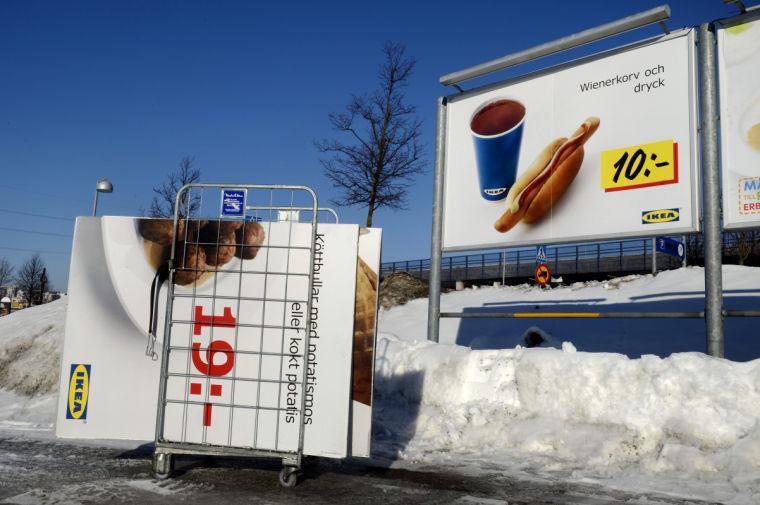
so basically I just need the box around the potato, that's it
[236,221,266,260]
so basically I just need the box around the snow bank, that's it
[0,299,65,431]
[0,298,66,396]
[374,334,760,502]
[2,268,760,502]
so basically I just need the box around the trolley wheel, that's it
[278,466,300,488]
[152,452,174,480]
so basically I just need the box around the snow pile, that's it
[1,268,760,501]
[375,335,760,465]
[0,299,66,430]
[0,298,66,396]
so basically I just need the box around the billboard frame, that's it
[438,28,701,253]
[715,8,760,230]
[428,24,723,355]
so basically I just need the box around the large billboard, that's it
[56,216,381,459]
[717,14,760,229]
[442,30,699,251]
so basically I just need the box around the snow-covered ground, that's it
[380,265,760,361]
[2,267,760,503]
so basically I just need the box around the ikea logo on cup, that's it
[66,364,91,420]
[642,208,680,224]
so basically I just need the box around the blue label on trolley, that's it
[221,189,246,218]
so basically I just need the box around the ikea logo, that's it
[66,364,91,420]
[642,208,680,224]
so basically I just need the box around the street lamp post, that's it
[92,178,114,216]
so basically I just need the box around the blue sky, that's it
[0,0,737,289]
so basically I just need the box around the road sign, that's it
[656,236,685,260]
[535,264,551,287]
[220,189,246,218]
[536,245,548,264]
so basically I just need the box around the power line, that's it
[0,184,88,205]
[0,246,70,255]
[0,208,74,222]
[0,226,72,238]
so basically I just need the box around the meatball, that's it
[174,244,207,285]
[235,221,266,260]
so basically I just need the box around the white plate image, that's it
[739,96,760,154]
[722,19,760,67]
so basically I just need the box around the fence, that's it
[380,233,757,285]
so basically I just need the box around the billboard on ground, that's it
[441,30,699,251]
[717,14,760,229]
[56,216,381,459]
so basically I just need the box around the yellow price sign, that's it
[600,140,678,192]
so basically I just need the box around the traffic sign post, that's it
[536,245,548,264]
[535,264,551,287]
[656,236,685,260]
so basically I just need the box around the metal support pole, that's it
[652,237,657,274]
[92,190,100,216]
[501,250,506,286]
[698,23,724,358]
[427,97,447,343]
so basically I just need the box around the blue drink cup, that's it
[470,98,526,201]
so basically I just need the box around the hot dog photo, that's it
[441,31,700,251]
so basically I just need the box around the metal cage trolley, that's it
[149,183,323,487]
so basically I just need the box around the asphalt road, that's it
[0,435,719,505]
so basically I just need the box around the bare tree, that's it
[0,258,13,289]
[732,229,759,265]
[316,42,425,227]
[685,233,704,266]
[16,254,45,305]
[149,156,202,218]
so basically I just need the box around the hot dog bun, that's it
[494,117,600,233]
[523,145,584,223]
[505,138,566,214]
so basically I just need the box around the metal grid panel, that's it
[154,184,319,463]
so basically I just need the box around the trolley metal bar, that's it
[155,442,295,459]
[439,5,671,86]
[183,241,311,251]
[166,370,300,384]
[169,319,302,331]
[245,205,340,223]
[173,292,308,304]
[167,345,306,358]
[173,267,309,276]
[166,372,303,385]
[165,399,288,412]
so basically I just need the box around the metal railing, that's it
[381,233,757,284]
